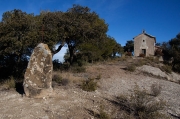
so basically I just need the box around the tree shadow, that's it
[15,82,25,95]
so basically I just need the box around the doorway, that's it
[142,49,146,56]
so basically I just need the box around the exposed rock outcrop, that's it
[137,65,180,83]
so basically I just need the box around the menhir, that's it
[23,43,53,98]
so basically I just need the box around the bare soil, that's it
[0,61,179,119]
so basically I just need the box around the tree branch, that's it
[52,42,65,56]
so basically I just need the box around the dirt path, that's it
[0,63,179,119]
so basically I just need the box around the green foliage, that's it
[124,40,134,52]
[81,78,97,92]
[0,5,123,79]
[0,9,35,78]
[162,33,180,72]
[117,84,168,119]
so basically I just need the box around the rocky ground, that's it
[0,60,180,119]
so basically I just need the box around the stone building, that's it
[133,30,156,57]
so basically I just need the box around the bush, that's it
[117,84,167,119]
[53,74,63,84]
[139,53,145,57]
[81,78,97,92]
[126,65,136,72]
[155,49,163,57]
[4,76,16,89]
[125,52,132,56]
[151,83,162,97]
[96,74,101,80]
[134,60,146,67]
[118,57,127,61]
[53,74,69,86]
[99,105,110,119]
[160,65,172,74]
[72,66,86,73]
[145,57,160,64]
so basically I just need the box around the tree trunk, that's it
[68,44,75,65]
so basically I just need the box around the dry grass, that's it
[150,83,162,97]
[81,78,97,92]
[117,84,168,119]
[3,76,16,89]
[126,65,136,72]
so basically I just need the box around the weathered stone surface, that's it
[23,43,53,98]
[137,65,180,83]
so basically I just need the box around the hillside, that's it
[0,58,179,119]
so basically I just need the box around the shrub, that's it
[99,105,110,119]
[134,60,146,67]
[81,78,97,92]
[72,66,86,73]
[53,74,63,84]
[139,53,145,57]
[96,74,101,80]
[125,52,132,56]
[4,76,16,89]
[61,78,69,86]
[126,65,136,72]
[155,49,163,57]
[119,57,127,61]
[160,65,172,74]
[145,56,160,64]
[53,74,69,86]
[62,62,70,71]
[151,83,162,97]
[117,84,167,119]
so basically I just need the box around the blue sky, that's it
[0,0,180,61]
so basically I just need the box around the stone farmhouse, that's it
[133,30,156,57]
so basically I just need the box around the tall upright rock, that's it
[23,43,53,98]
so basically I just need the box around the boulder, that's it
[23,43,53,98]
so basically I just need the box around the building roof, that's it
[133,30,156,42]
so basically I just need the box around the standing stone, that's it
[23,43,53,98]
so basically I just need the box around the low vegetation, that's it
[53,74,69,86]
[126,65,136,72]
[3,76,16,89]
[71,66,86,73]
[160,65,172,74]
[151,83,162,97]
[98,105,110,119]
[81,78,98,92]
[117,84,168,119]
[96,74,102,80]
